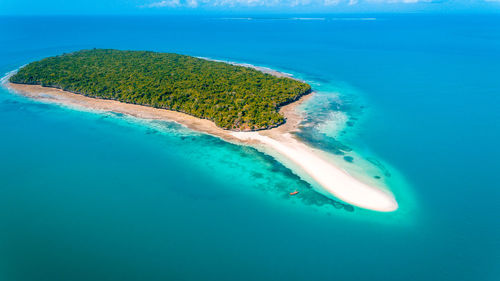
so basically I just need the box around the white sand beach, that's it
[231,132,398,212]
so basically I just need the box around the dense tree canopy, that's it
[10,49,311,130]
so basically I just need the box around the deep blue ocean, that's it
[0,15,498,281]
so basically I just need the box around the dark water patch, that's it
[374,175,381,179]
[343,205,355,212]
[308,93,364,120]
[0,97,20,106]
[145,128,158,135]
[343,156,354,163]
[22,101,54,112]
[367,157,391,177]
[0,99,56,117]
[269,159,296,175]
[296,186,354,212]
[294,128,352,155]
[252,171,264,179]
[0,102,23,113]
[109,111,124,117]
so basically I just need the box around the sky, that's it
[0,0,499,15]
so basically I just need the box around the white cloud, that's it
[186,0,199,7]
[142,0,181,8]
[140,0,496,9]
[324,0,341,5]
[142,0,338,8]
[291,0,313,7]
[367,0,437,3]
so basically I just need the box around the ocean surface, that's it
[0,15,499,281]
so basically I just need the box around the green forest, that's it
[10,49,311,130]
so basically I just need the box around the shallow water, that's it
[0,15,498,281]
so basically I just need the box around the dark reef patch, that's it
[294,128,352,156]
[367,157,391,177]
[343,156,354,163]
[344,205,355,212]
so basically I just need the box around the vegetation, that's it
[10,49,311,130]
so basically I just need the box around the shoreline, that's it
[198,56,296,80]
[3,71,398,212]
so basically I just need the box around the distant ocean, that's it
[0,15,498,281]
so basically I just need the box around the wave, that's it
[196,56,297,80]
[0,67,21,85]
[213,17,375,21]
[290,17,326,21]
[330,17,376,21]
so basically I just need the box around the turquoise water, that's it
[0,15,499,280]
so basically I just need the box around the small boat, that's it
[289,190,299,196]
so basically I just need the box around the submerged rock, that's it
[343,156,354,163]
[344,205,355,212]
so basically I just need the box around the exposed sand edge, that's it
[4,80,398,212]
[230,132,398,212]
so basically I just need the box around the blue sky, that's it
[1,0,499,15]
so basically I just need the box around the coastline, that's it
[198,56,295,79]
[3,72,398,212]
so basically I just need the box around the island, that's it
[5,49,398,212]
[9,49,311,131]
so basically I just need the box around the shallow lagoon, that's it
[0,15,498,281]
